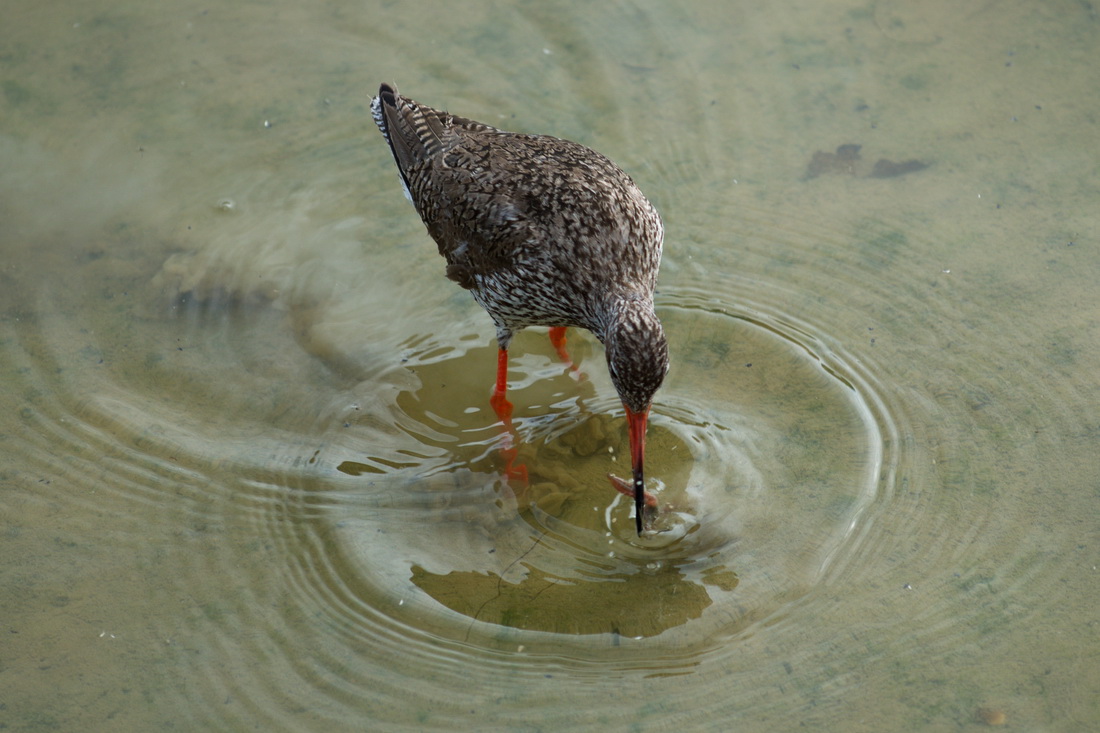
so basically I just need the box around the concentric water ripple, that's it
[312,283,893,651]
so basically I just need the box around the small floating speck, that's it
[976,707,1007,726]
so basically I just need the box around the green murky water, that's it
[2,0,1098,730]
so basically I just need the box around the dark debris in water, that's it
[804,144,929,180]
[805,144,863,178]
[869,157,930,178]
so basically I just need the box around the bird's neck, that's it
[601,295,669,414]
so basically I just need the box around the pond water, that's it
[2,0,1098,730]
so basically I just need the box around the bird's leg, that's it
[548,327,572,365]
[489,347,514,422]
[548,327,582,378]
[489,347,527,482]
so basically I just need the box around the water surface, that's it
[2,0,1098,730]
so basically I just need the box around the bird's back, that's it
[371,84,663,335]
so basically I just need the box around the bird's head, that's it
[604,296,668,532]
[604,296,669,414]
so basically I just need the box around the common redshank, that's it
[371,83,668,533]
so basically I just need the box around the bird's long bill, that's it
[624,404,650,534]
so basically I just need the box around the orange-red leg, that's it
[548,327,582,378]
[489,348,527,482]
[489,348,514,422]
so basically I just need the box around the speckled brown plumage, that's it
[371,83,668,532]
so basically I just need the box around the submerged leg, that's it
[489,347,527,481]
[548,327,582,377]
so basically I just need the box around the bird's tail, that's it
[370,83,453,176]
